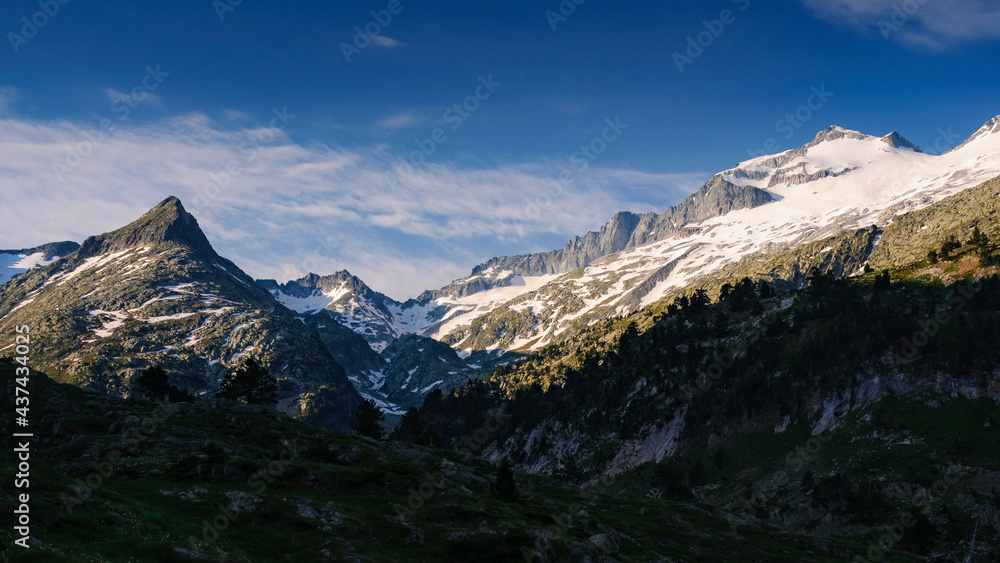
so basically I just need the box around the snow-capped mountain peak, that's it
[260,271,403,351]
[264,115,1000,355]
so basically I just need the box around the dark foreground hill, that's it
[0,362,917,562]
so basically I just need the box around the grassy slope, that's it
[0,363,902,562]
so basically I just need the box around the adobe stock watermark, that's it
[52,65,170,182]
[61,404,173,514]
[673,0,751,73]
[522,470,618,561]
[190,106,296,211]
[340,0,414,63]
[925,125,962,155]
[7,0,72,54]
[384,74,502,188]
[522,116,629,221]
[213,0,245,22]
[190,440,303,545]
[545,0,586,31]
[890,279,981,367]
[878,0,928,41]
[732,427,838,532]
[746,85,835,159]
[393,412,510,519]
[853,461,963,563]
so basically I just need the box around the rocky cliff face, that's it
[0,197,361,431]
[466,179,773,282]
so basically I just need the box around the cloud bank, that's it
[0,113,705,299]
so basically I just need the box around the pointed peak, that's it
[881,131,923,153]
[149,195,186,214]
[157,195,183,206]
[77,196,217,258]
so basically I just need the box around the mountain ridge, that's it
[269,116,1000,354]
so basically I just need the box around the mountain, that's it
[0,197,361,430]
[268,118,1000,357]
[362,333,518,414]
[0,240,79,285]
[414,177,1000,557]
[441,121,1000,351]
[298,310,520,416]
[259,271,401,352]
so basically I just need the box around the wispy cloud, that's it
[0,87,22,117]
[0,114,706,299]
[222,109,251,122]
[105,88,165,109]
[370,35,406,49]
[799,0,1000,50]
[374,111,426,133]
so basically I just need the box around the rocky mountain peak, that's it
[76,196,217,259]
[881,131,923,153]
[280,271,369,295]
[812,125,867,144]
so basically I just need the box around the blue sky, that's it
[1,0,999,299]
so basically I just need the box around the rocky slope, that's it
[304,312,520,416]
[264,179,773,353]
[456,177,773,281]
[389,172,1000,516]
[0,197,361,430]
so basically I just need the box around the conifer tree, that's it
[218,359,278,405]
